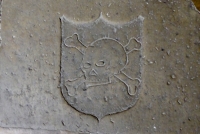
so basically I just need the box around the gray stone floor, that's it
[0,0,199,133]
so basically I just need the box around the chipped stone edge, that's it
[191,0,200,14]
[60,12,144,25]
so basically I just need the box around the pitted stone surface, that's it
[0,0,199,134]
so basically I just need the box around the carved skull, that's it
[81,39,127,82]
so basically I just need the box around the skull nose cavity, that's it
[89,69,98,76]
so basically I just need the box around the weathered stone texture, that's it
[0,0,199,133]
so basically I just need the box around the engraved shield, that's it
[60,14,144,120]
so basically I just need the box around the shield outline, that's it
[60,14,144,120]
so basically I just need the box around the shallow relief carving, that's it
[60,14,144,120]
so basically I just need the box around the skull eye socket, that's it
[95,60,105,67]
[83,62,91,69]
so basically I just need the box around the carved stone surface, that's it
[0,0,199,134]
[60,15,143,120]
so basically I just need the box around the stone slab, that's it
[0,0,199,134]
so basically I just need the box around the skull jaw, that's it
[85,73,111,83]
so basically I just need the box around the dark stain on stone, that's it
[192,0,200,11]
